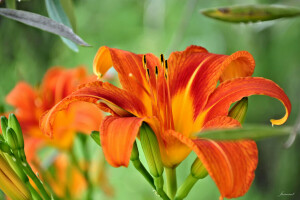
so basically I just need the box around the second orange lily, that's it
[41,45,291,199]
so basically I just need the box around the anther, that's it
[165,60,168,71]
[143,55,147,69]
[155,66,158,78]
[160,54,165,66]
[147,68,150,78]
[164,60,169,79]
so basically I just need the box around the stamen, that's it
[147,68,151,79]
[164,60,174,129]
[155,66,158,78]
[164,60,168,80]
[143,55,147,69]
[165,60,168,72]
[160,54,165,67]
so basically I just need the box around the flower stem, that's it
[130,141,170,200]
[131,158,170,200]
[174,174,198,200]
[21,159,51,200]
[26,182,43,200]
[132,159,155,189]
[165,167,177,199]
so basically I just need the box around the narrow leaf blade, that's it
[201,4,300,23]
[45,0,78,52]
[90,131,101,147]
[0,8,90,46]
[198,126,293,141]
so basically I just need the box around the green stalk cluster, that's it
[0,115,51,200]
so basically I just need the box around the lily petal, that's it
[168,46,255,135]
[93,46,161,115]
[100,116,144,167]
[69,101,103,134]
[204,77,291,125]
[6,82,38,131]
[41,66,87,108]
[170,116,258,199]
[40,81,146,136]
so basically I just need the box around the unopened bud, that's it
[139,123,164,177]
[8,114,24,149]
[130,141,139,161]
[6,128,18,151]
[1,116,8,140]
[191,158,208,179]
[228,97,248,124]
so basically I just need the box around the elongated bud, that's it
[91,131,101,147]
[6,127,19,151]
[191,158,208,179]
[228,97,248,124]
[8,114,24,149]
[1,116,8,140]
[130,141,139,161]
[139,123,164,177]
[201,5,300,23]
[0,154,31,200]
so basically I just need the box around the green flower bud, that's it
[139,123,164,178]
[191,158,208,179]
[6,128,18,151]
[130,141,139,161]
[229,97,248,124]
[1,116,8,140]
[8,114,24,149]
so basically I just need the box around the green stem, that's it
[174,174,198,200]
[132,159,155,189]
[155,176,170,200]
[131,159,170,200]
[130,140,169,200]
[21,160,51,200]
[165,167,177,199]
[2,148,49,199]
[26,182,43,200]
[10,148,50,199]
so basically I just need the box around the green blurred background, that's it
[0,0,299,199]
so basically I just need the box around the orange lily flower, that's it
[4,66,103,151]
[41,45,291,199]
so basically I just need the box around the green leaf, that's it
[0,8,90,47]
[90,131,101,147]
[45,0,78,52]
[201,4,300,23]
[198,126,293,141]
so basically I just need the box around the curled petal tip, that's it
[270,107,289,126]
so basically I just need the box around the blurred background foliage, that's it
[0,0,300,199]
